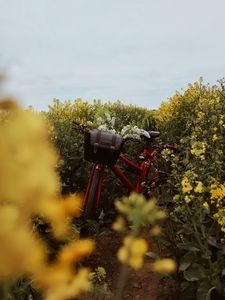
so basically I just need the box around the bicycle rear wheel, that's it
[144,164,166,203]
[83,168,101,220]
[144,148,174,205]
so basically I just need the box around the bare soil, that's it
[79,229,174,300]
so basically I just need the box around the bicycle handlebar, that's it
[72,120,176,150]
[72,120,89,133]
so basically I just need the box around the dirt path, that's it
[79,230,171,300]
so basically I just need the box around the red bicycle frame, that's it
[83,145,173,208]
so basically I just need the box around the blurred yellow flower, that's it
[150,225,162,236]
[58,239,94,266]
[112,216,126,232]
[212,134,219,142]
[151,258,176,274]
[0,100,94,299]
[203,202,209,209]
[117,236,148,269]
[63,194,83,217]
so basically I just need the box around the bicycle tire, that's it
[83,169,100,219]
[144,164,165,202]
[144,146,173,205]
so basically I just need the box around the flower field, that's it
[0,78,224,299]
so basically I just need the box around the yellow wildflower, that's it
[151,258,176,274]
[181,177,192,193]
[63,194,82,217]
[203,202,209,209]
[117,236,148,269]
[191,141,207,157]
[213,213,219,220]
[150,225,162,236]
[184,195,193,203]
[0,100,94,299]
[58,239,94,266]
[41,267,91,300]
[212,134,219,142]
[112,216,126,232]
[210,183,225,202]
[194,181,204,193]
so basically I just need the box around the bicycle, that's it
[73,120,175,219]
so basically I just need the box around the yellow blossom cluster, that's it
[210,182,225,204]
[117,236,148,269]
[0,100,94,299]
[114,193,166,228]
[181,172,204,203]
[191,141,207,160]
[160,148,174,162]
[181,177,193,194]
[194,181,204,193]
[151,258,177,274]
[210,182,225,231]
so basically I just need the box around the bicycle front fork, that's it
[83,163,105,208]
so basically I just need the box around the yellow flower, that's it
[0,100,94,299]
[194,181,204,193]
[203,202,209,209]
[117,236,148,269]
[210,183,225,201]
[112,216,126,232]
[42,267,91,300]
[63,194,82,217]
[213,213,219,219]
[184,195,193,203]
[191,141,207,157]
[181,178,192,193]
[212,134,219,142]
[151,258,176,274]
[58,239,94,266]
[150,225,162,236]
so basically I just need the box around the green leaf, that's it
[180,281,196,300]
[178,243,201,252]
[206,287,217,300]
[184,263,207,282]
[145,252,159,260]
[179,252,195,271]
[207,236,220,248]
[196,279,211,300]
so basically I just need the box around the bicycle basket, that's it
[84,129,123,165]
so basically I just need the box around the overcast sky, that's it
[0,0,225,110]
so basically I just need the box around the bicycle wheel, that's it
[83,168,101,219]
[144,149,173,205]
[144,163,166,203]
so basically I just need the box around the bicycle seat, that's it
[148,131,160,138]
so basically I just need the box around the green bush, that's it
[155,78,225,299]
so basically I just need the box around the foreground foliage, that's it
[0,100,94,300]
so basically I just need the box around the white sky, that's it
[0,0,225,110]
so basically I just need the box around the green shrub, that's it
[156,78,225,299]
